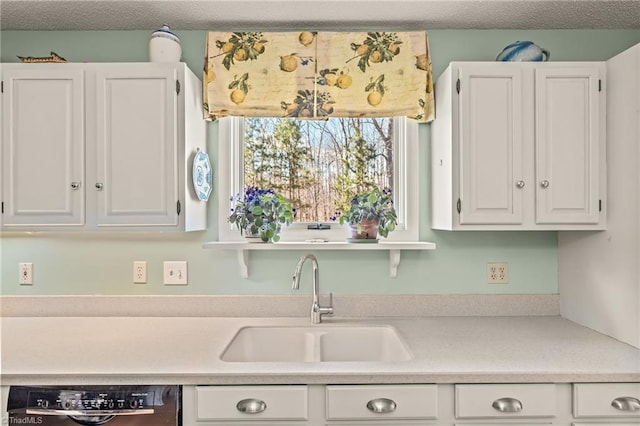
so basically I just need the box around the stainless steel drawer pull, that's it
[492,397,523,413]
[236,398,267,414]
[70,182,81,190]
[366,398,397,414]
[540,180,550,188]
[611,396,640,411]
[516,180,525,188]
[95,182,104,190]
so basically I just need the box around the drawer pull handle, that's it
[492,397,523,413]
[236,398,267,414]
[611,396,640,412]
[366,398,396,414]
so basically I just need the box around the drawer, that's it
[195,385,308,421]
[455,384,556,418]
[325,384,437,420]
[573,383,640,418]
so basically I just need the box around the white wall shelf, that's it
[203,241,436,278]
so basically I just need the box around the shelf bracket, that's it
[238,249,249,278]
[389,249,401,278]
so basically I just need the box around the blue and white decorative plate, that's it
[192,149,212,201]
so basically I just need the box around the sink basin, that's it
[220,325,412,362]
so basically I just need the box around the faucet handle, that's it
[323,293,334,317]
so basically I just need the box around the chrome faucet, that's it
[292,254,333,324]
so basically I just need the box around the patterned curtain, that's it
[203,31,434,122]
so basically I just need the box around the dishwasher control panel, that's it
[4,385,180,425]
[26,389,154,412]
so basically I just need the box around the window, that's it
[218,116,419,242]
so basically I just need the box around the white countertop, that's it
[1,315,638,385]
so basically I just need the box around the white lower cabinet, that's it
[573,383,640,419]
[183,383,639,426]
[194,385,309,422]
[326,384,438,420]
[455,384,556,419]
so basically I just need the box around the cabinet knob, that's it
[366,398,397,414]
[95,183,104,191]
[540,180,550,188]
[236,398,267,414]
[70,182,81,190]
[516,180,525,189]
[492,397,523,413]
[611,396,640,411]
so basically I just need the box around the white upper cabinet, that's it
[457,65,524,225]
[92,66,179,228]
[431,61,606,230]
[534,67,601,225]
[1,66,85,226]
[1,63,207,232]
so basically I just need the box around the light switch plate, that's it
[163,261,188,285]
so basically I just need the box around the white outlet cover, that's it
[164,261,188,285]
[133,261,147,284]
[487,262,509,284]
[19,262,33,285]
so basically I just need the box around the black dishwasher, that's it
[6,385,180,426]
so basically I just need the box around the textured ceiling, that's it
[1,0,639,31]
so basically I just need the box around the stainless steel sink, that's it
[220,325,412,362]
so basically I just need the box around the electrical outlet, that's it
[19,263,33,285]
[133,261,147,284]
[487,262,509,284]
[163,261,188,285]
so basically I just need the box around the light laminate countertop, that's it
[1,315,638,385]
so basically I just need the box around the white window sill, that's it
[202,241,436,278]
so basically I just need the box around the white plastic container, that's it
[149,24,181,62]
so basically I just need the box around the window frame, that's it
[217,116,419,242]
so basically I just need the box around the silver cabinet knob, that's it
[366,398,397,414]
[516,180,525,188]
[236,398,266,414]
[95,183,104,190]
[540,180,550,188]
[70,182,81,190]
[611,396,640,411]
[492,397,523,413]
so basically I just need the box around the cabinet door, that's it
[194,386,308,421]
[535,66,601,224]
[458,65,524,224]
[573,383,640,418]
[455,383,556,419]
[93,66,178,227]
[2,66,85,227]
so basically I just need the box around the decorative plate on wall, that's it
[192,149,212,201]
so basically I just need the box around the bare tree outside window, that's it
[244,117,394,223]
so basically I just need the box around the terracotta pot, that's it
[244,235,266,243]
[350,219,379,240]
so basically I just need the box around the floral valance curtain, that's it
[203,31,434,122]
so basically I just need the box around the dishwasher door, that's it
[4,385,180,426]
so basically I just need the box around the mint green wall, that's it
[1,30,638,296]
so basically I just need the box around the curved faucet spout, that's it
[292,254,333,324]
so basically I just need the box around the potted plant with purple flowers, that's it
[228,187,295,242]
[337,187,397,241]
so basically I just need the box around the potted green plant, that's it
[228,187,295,242]
[338,187,397,241]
